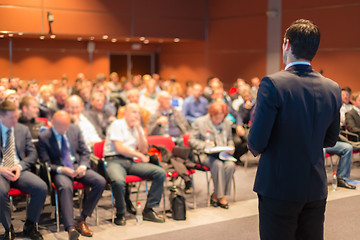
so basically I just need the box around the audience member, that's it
[65,95,102,150]
[139,78,159,113]
[324,141,356,189]
[182,83,208,123]
[38,110,106,239]
[117,88,151,128]
[0,101,47,240]
[18,96,46,140]
[103,103,166,225]
[148,91,190,141]
[250,77,260,100]
[49,87,69,117]
[107,72,121,93]
[86,92,116,139]
[26,80,41,102]
[8,77,19,92]
[189,101,235,209]
[340,86,353,129]
[345,91,360,137]
[168,82,184,111]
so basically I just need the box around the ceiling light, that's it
[0,35,4,38]
[111,38,117,43]
[77,37,82,41]
[139,37,145,41]
[125,38,130,42]
[90,36,95,40]
[8,33,13,37]
[102,35,108,40]
[144,39,149,44]
[174,38,180,43]
[18,32,23,36]
[40,36,45,40]
[50,34,56,39]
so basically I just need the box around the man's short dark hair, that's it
[285,19,320,61]
[19,96,36,110]
[0,100,17,116]
[341,86,352,94]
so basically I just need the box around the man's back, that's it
[248,64,341,202]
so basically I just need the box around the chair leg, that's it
[110,186,115,223]
[232,175,236,202]
[55,191,60,232]
[9,196,13,213]
[205,171,211,207]
[192,176,196,209]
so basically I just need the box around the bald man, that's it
[38,110,106,240]
[104,103,166,225]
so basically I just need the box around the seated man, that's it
[147,91,193,193]
[18,96,46,139]
[65,95,102,150]
[104,103,166,226]
[38,110,106,240]
[324,141,356,189]
[148,91,190,142]
[345,91,360,138]
[182,83,208,124]
[340,87,353,129]
[0,101,48,240]
[85,92,116,139]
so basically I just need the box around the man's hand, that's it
[61,167,76,178]
[226,146,235,155]
[236,125,245,136]
[74,167,86,178]
[0,165,21,182]
[140,154,150,163]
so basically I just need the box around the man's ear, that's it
[284,39,291,51]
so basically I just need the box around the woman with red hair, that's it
[189,100,235,209]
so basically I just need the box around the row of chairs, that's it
[8,134,237,231]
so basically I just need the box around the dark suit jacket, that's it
[84,108,113,139]
[345,108,360,136]
[0,123,38,171]
[248,64,341,203]
[38,124,90,173]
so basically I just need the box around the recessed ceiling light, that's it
[139,37,145,41]
[50,34,56,39]
[77,37,82,41]
[174,38,180,42]
[102,35,108,40]
[144,39,149,44]
[111,38,117,43]
[18,32,23,36]
[125,38,130,42]
[90,36,95,40]
[40,36,45,40]
[159,39,164,43]
[8,33,13,37]
[0,35,4,38]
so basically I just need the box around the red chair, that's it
[8,188,29,213]
[93,140,148,222]
[147,135,197,208]
[35,117,51,128]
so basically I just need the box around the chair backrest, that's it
[36,117,51,128]
[147,135,175,152]
[182,133,190,147]
[93,140,106,159]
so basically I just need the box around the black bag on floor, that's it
[169,186,186,220]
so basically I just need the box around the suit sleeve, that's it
[247,77,279,156]
[38,132,58,172]
[188,119,206,151]
[75,126,90,168]
[20,127,38,171]
[147,113,161,136]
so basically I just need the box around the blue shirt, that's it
[182,96,208,123]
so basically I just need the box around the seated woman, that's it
[189,100,235,209]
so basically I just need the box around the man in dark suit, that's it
[38,110,106,240]
[248,19,341,240]
[345,91,360,137]
[0,101,48,240]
